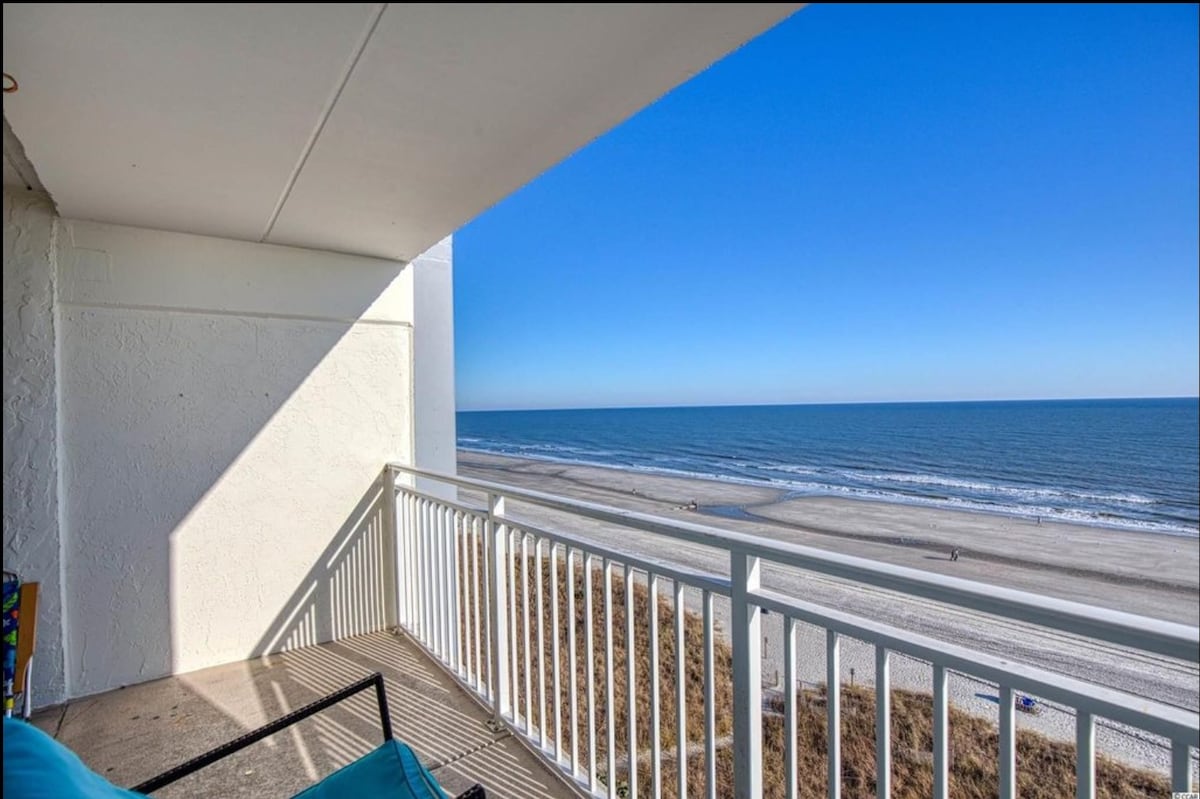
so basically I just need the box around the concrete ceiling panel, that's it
[3,3,381,240]
[3,3,800,259]
[267,3,800,260]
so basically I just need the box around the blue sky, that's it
[454,4,1199,411]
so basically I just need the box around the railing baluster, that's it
[472,516,484,692]
[446,505,456,665]
[605,559,616,799]
[933,663,948,799]
[455,511,465,678]
[443,509,451,664]
[392,481,404,627]
[675,580,687,799]
[509,527,520,725]
[731,552,762,799]
[412,498,421,639]
[1076,711,1095,799]
[452,510,461,674]
[703,589,716,799]
[875,646,891,799]
[486,494,509,721]
[430,502,440,658]
[552,543,563,763]
[568,548,580,777]
[442,507,452,669]
[648,572,662,798]
[785,617,798,799]
[415,494,424,637]
[421,499,432,648]
[426,502,435,650]
[999,685,1015,799]
[452,508,462,669]
[585,553,597,792]
[466,513,476,683]
[356,519,366,633]
[458,511,469,679]
[537,537,547,750]
[453,508,462,668]
[407,491,417,631]
[523,533,533,735]
[396,489,407,628]
[827,629,841,799]
[625,563,638,799]
[479,515,493,701]
[446,506,453,662]
[452,507,461,668]
[407,493,417,632]
[1171,739,1194,793]
[435,503,446,660]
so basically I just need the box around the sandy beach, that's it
[454,450,1200,775]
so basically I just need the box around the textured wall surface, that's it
[57,220,419,697]
[2,189,66,705]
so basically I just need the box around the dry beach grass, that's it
[458,555,1175,798]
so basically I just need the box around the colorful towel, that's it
[2,576,19,717]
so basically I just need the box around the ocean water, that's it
[458,398,1199,537]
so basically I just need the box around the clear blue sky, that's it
[454,3,1199,411]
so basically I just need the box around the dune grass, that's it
[455,550,1174,797]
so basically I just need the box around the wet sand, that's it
[458,451,1197,617]
[454,450,1200,774]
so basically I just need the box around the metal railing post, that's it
[486,493,511,721]
[1171,740,1194,793]
[383,465,400,628]
[731,549,763,799]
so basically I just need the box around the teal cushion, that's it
[3,717,147,798]
[292,739,448,799]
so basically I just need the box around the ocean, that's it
[458,398,1199,538]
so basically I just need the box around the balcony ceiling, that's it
[2,3,800,261]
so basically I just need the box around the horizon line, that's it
[457,394,1200,414]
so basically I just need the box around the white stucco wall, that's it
[2,189,66,705]
[55,220,423,697]
[4,199,455,702]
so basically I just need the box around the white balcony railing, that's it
[385,463,1199,799]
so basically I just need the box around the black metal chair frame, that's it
[130,672,484,798]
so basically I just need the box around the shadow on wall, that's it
[252,469,396,658]
[61,311,340,692]
[56,222,412,698]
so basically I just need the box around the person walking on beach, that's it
[950,547,961,562]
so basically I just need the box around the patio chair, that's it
[3,672,486,798]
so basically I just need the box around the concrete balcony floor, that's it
[30,631,575,799]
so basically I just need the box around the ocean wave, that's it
[757,479,1198,537]
[762,463,822,477]
[457,441,1198,538]
[849,471,1159,506]
[480,440,622,459]
[755,464,1162,508]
